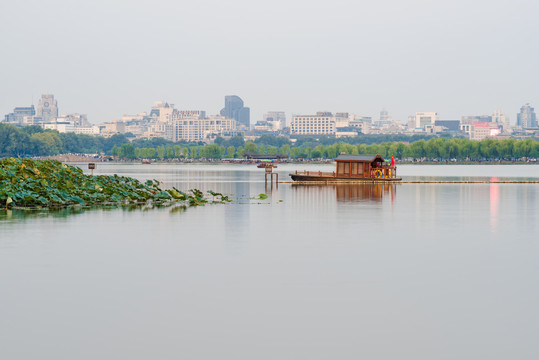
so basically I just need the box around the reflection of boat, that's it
[290,154,401,182]
[291,183,396,202]
[257,162,277,168]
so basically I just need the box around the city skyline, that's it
[1,0,538,124]
[2,92,536,126]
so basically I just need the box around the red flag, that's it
[391,155,395,167]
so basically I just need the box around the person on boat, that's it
[391,155,396,168]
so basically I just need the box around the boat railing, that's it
[293,165,398,179]
[294,170,336,177]
[370,165,397,179]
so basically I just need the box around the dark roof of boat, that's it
[335,154,383,162]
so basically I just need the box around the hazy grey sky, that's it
[1,0,538,124]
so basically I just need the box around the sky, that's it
[1,0,538,125]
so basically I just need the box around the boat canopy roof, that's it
[335,154,384,162]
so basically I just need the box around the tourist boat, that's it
[290,154,401,182]
[257,162,277,168]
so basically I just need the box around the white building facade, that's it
[290,112,337,135]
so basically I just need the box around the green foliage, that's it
[245,142,258,153]
[1,123,538,161]
[255,135,291,148]
[0,158,229,210]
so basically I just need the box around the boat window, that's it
[337,162,344,175]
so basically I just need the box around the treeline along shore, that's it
[1,123,538,162]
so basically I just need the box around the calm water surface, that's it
[1,164,538,360]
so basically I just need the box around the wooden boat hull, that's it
[289,174,402,182]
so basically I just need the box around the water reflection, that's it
[490,177,500,233]
[292,183,397,203]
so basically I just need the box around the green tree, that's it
[279,144,291,157]
[156,146,165,159]
[174,145,182,157]
[245,142,258,153]
[121,143,136,159]
[226,146,235,158]
[205,144,224,159]
[31,132,63,155]
[236,146,245,157]
[166,146,174,159]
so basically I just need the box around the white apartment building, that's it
[290,112,336,135]
[72,126,100,135]
[165,114,236,142]
[409,112,439,130]
[43,122,73,133]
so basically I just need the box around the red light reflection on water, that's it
[490,177,500,232]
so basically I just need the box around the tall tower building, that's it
[220,95,250,129]
[491,110,510,127]
[516,104,537,128]
[36,94,58,123]
[376,109,392,127]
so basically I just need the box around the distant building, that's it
[349,117,374,134]
[177,110,206,119]
[461,122,502,140]
[3,105,35,125]
[56,113,90,127]
[516,103,537,128]
[461,115,491,124]
[434,120,461,132]
[36,94,58,123]
[409,112,439,130]
[263,111,286,130]
[471,122,503,140]
[220,95,250,129]
[375,109,392,127]
[100,121,126,136]
[491,110,510,127]
[290,111,336,136]
[165,114,236,142]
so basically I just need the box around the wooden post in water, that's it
[88,162,96,176]
[264,165,278,189]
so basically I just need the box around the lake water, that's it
[1,164,539,360]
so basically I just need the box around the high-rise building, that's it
[263,111,286,130]
[375,109,392,127]
[36,94,58,123]
[220,95,250,128]
[491,110,510,127]
[516,103,537,128]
